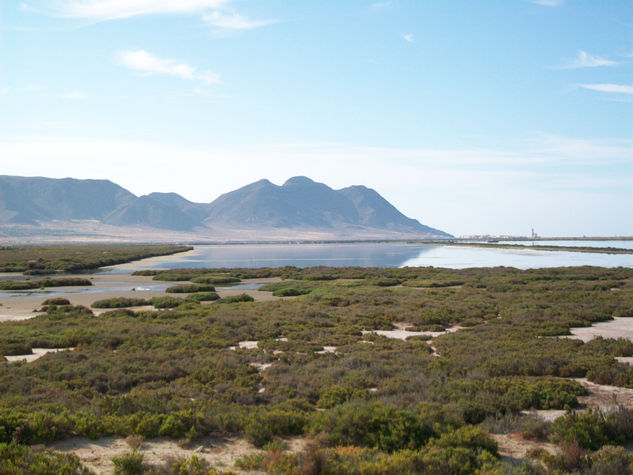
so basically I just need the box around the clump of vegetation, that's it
[0,277,92,290]
[186,292,220,303]
[92,297,151,308]
[0,244,191,273]
[149,296,187,308]
[190,275,241,285]
[218,293,255,304]
[166,284,216,294]
[42,297,71,306]
[0,442,89,474]
[273,288,311,297]
[112,450,144,474]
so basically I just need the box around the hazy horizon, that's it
[2,1,632,237]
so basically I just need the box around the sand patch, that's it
[492,433,558,461]
[316,346,337,354]
[521,409,567,423]
[361,325,460,340]
[574,378,633,411]
[4,347,74,363]
[51,436,306,474]
[229,341,259,350]
[563,317,633,343]
[250,362,272,373]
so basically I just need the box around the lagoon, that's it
[106,241,633,272]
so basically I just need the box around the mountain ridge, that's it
[0,175,452,239]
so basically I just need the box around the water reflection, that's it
[106,243,633,273]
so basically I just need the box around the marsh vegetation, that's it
[2,260,633,473]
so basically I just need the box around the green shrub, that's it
[0,442,88,474]
[150,296,186,308]
[309,402,431,451]
[245,409,307,447]
[112,450,144,475]
[218,294,254,304]
[190,275,240,285]
[92,297,150,308]
[273,288,311,297]
[42,297,71,306]
[166,284,216,294]
[186,292,220,303]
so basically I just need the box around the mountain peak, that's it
[1,175,452,238]
[283,176,316,187]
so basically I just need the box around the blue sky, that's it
[1,0,632,236]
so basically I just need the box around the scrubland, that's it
[2,261,633,473]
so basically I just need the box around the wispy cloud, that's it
[401,33,414,43]
[27,0,227,20]
[202,11,276,30]
[59,91,86,100]
[116,50,220,85]
[26,1,276,31]
[369,2,391,11]
[551,50,617,69]
[531,0,563,6]
[575,84,633,95]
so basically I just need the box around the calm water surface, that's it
[106,242,633,272]
[503,240,633,250]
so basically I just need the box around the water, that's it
[105,242,633,272]
[503,240,633,250]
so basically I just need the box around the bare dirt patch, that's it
[4,347,74,363]
[563,317,633,343]
[492,433,558,461]
[574,378,633,411]
[51,436,307,474]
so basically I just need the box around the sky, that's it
[1,0,632,237]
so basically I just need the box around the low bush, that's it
[0,442,88,474]
[186,292,220,303]
[112,450,144,474]
[150,296,186,308]
[92,297,151,308]
[42,297,71,306]
[309,402,431,451]
[273,288,311,297]
[218,294,254,304]
[166,284,216,294]
[245,409,307,447]
[190,275,240,285]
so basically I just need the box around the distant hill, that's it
[0,175,135,224]
[0,175,452,240]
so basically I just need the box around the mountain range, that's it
[0,175,451,241]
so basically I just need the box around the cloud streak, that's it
[27,0,276,31]
[575,84,633,95]
[117,50,220,85]
[401,33,414,43]
[30,0,227,20]
[202,11,276,30]
[531,0,563,6]
[551,50,617,69]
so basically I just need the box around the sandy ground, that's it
[51,436,307,474]
[0,275,282,322]
[521,409,568,423]
[492,433,558,461]
[361,324,461,340]
[574,378,633,411]
[563,317,633,343]
[4,347,74,363]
